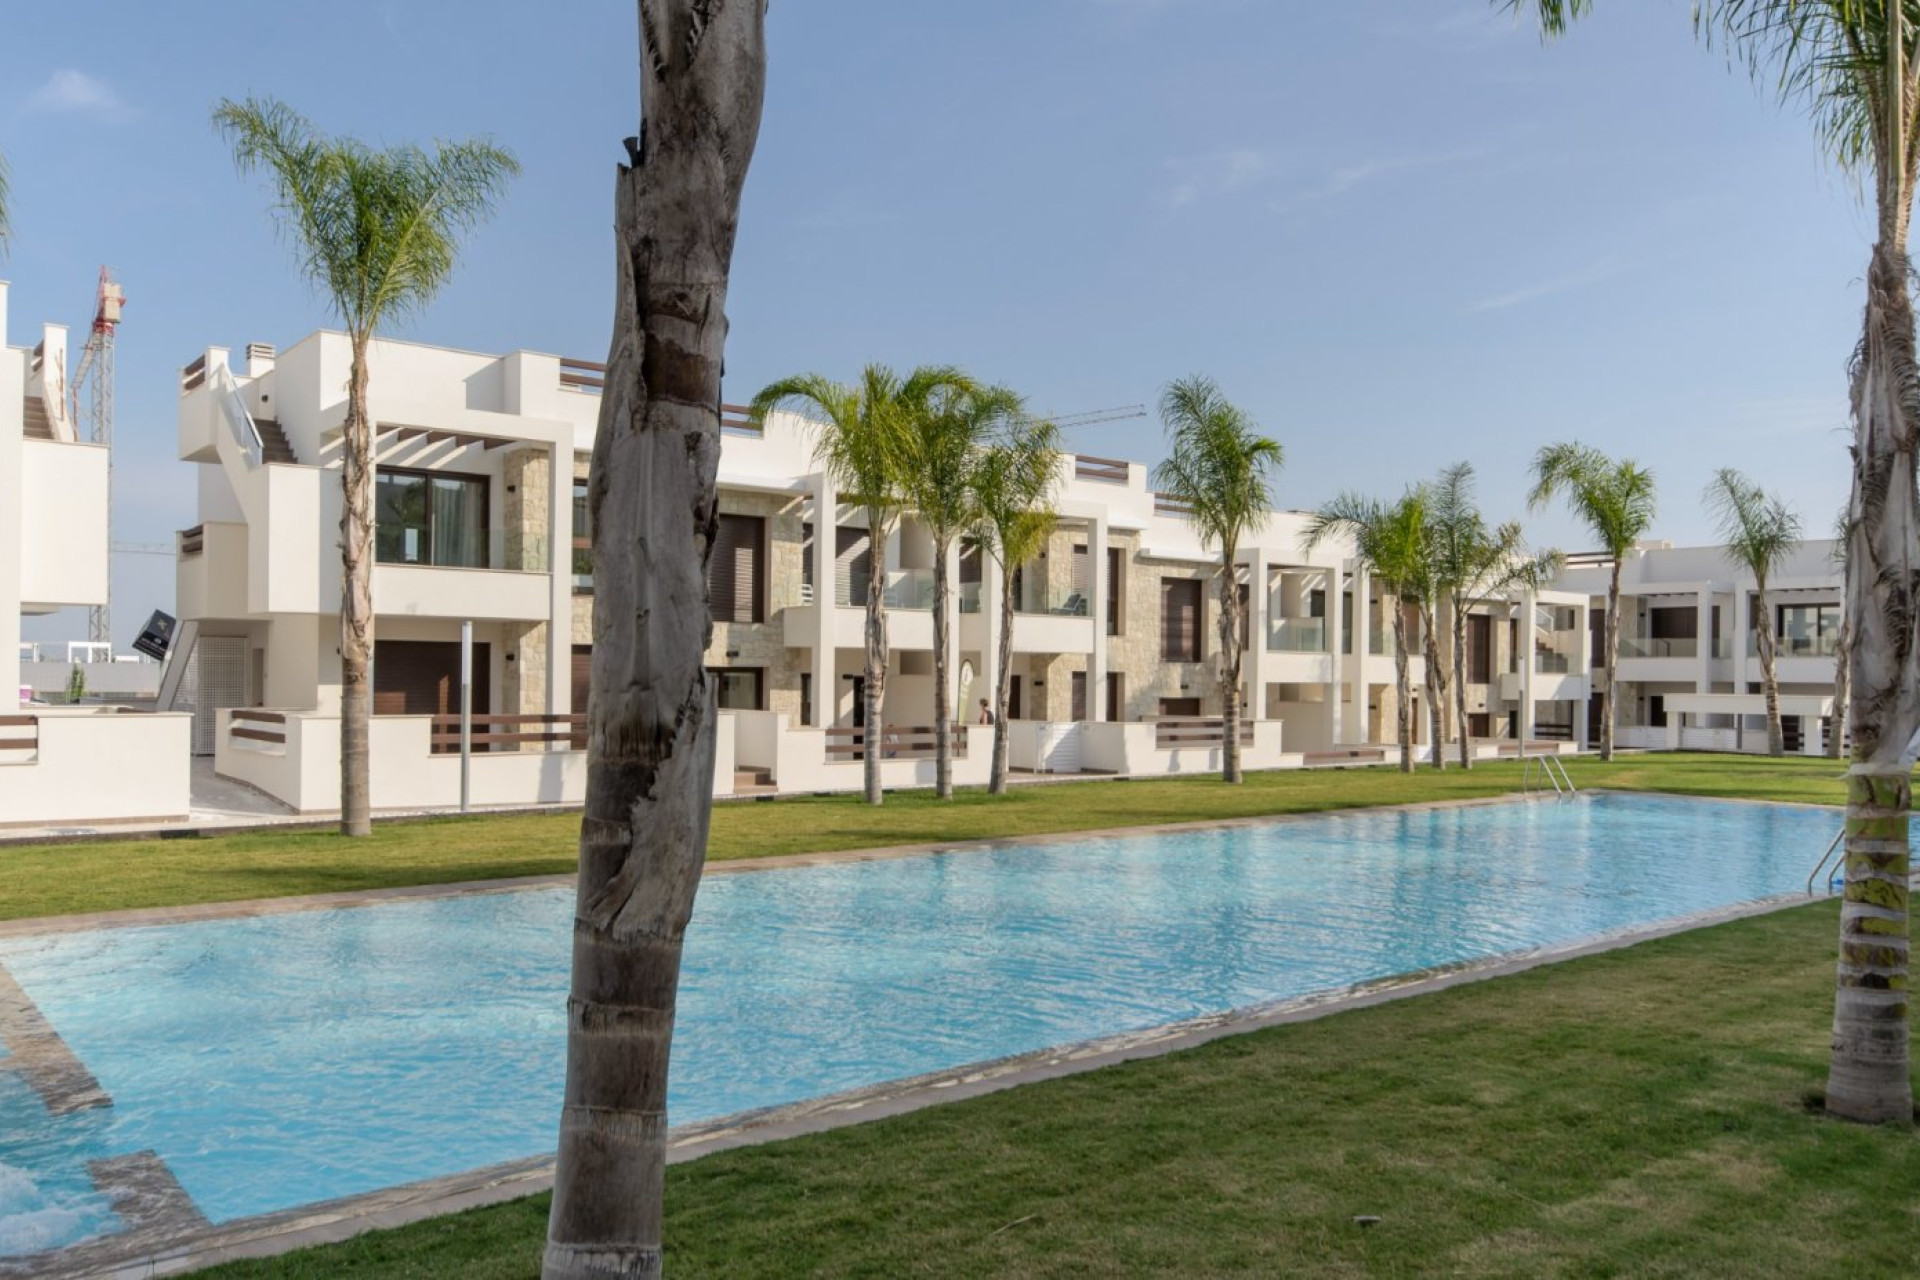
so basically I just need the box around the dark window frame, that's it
[708,665,765,711]
[375,465,492,570]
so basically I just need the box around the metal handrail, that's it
[1521,752,1576,797]
[1806,827,1846,896]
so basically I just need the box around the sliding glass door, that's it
[376,469,489,568]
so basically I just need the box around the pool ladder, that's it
[1806,828,1846,896]
[1521,753,1576,797]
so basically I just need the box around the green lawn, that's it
[196,900,1918,1279]
[0,752,1855,922]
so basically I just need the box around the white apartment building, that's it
[1,281,190,826]
[172,330,1589,815]
[1553,539,1846,754]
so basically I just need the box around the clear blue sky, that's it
[3,1,1868,647]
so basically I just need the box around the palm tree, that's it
[1512,0,1914,1127]
[751,365,969,806]
[1306,490,1432,775]
[1526,442,1655,765]
[1705,469,1803,757]
[1152,375,1283,783]
[970,416,1063,794]
[1429,462,1560,770]
[542,6,766,1278]
[213,97,518,838]
[897,379,1017,798]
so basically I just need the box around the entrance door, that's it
[1070,671,1088,721]
[191,635,248,757]
[1009,675,1023,721]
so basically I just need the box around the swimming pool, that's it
[0,793,1839,1264]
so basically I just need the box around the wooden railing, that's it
[1153,716,1255,749]
[1494,738,1571,755]
[0,714,39,760]
[720,403,761,436]
[229,709,287,748]
[178,525,205,557]
[429,712,587,753]
[1074,454,1130,484]
[1154,492,1194,518]
[825,723,966,762]
[559,357,606,393]
[180,354,207,394]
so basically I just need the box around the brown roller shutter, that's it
[708,514,764,623]
[836,525,871,605]
[1072,545,1090,595]
[570,646,592,748]
[1162,578,1201,663]
[373,640,490,717]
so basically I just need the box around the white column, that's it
[1695,584,1713,694]
[810,473,834,725]
[1347,564,1370,745]
[1520,586,1537,741]
[1090,516,1109,720]
[1326,562,1345,746]
[0,283,23,708]
[942,536,962,719]
[1732,580,1752,693]
[546,441,572,719]
[1573,697,1589,750]
[981,544,1003,723]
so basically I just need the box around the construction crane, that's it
[1046,404,1146,431]
[69,268,126,647]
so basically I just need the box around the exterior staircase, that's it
[254,418,298,464]
[732,768,776,795]
[21,395,54,440]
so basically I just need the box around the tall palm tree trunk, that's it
[1219,560,1243,784]
[1453,609,1473,770]
[932,543,953,799]
[339,333,375,836]
[1755,578,1783,757]
[990,564,1016,794]
[863,555,887,806]
[1393,604,1413,774]
[1422,607,1445,770]
[1601,562,1621,762]
[543,4,765,1276]
[1829,237,1917,1126]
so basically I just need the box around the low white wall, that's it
[766,716,988,793]
[730,709,780,771]
[218,710,738,813]
[0,710,191,825]
[1077,719,1285,777]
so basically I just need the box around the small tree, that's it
[1429,462,1560,769]
[1527,442,1655,764]
[1705,468,1803,757]
[970,415,1063,793]
[65,663,85,705]
[1306,490,1431,774]
[897,380,1018,798]
[214,97,518,837]
[1152,375,1283,783]
[751,366,970,805]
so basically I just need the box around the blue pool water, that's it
[0,794,1840,1258]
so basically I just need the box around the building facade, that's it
[1,281,190,826]
[173,330,1589,813]
[1554,539,1846,754]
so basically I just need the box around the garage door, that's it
[373,640,490,717]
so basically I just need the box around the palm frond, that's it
[1705,466,1804,584]
[1529,440,1657,557]
[213,95,518,335]
[1152,374,1283,559]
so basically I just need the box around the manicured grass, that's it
[0,752,1857,922]
[196,900,1918,1279]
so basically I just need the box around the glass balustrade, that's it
[1616,635,1697,659]
[1266,617,1327,653]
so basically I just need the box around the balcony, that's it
[1618,636,1697,659]
[1752,631,1841,659]
[1534,629,1580,674]
[1267,617,1327,653]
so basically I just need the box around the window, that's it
[709,667,763,711]
[800,672,813,727]
[1649,694,1667,728]
[1237,582,1251,651]
[708,514,765,623]
[376,469,488,568]
[1106,547,1124,636]
[572,480,592,594]
[1105,671,1124,722]
[1162,578,1203,663]
[1071,671,1088,721]
[1468,615,1491,684]
[1777,603,1843,657]
[836,526,872,606]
